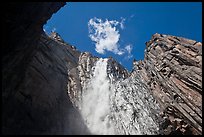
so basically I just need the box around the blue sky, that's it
[44,2,202,71]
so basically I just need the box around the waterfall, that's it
[81,58,115,135]
[80,58,160,135]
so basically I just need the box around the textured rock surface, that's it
[2,32,90,134]
[133,33,202,135]
[110,70,161,135]
[2,2,66,89]
[2,2,90,135]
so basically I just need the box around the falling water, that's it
[81,58,115,135]
[80,58,160,135]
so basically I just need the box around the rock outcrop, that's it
[133,33,202,135]
[2,2,202,135]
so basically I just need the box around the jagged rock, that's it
[50,31,65,43]
[133,33,202,135]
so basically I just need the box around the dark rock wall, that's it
[2,2,90,135]
[2,2,65,107]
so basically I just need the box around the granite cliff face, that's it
[2,2,202,135]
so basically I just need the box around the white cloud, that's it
[125,44,133,59]
[88,17,134,59]
[125,44,132,53]
[120,17,126,30]
[88,17,125,55]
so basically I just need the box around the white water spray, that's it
[79,58,160,135]
[81,58,115,135]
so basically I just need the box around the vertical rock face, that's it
[2,2,90,135]
[133,33,202,135]
[2,3,202,135]
[2,2,66,91]
[2,31,91,134]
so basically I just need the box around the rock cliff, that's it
[2,2,202,135]
[133,33,202,135]
[2,2,90,135]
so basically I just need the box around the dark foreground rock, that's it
[2,2,90,135]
